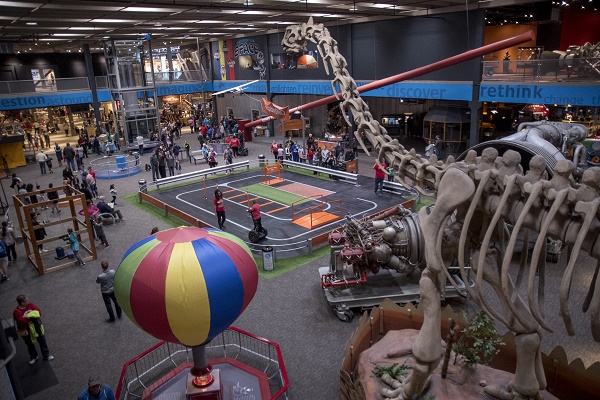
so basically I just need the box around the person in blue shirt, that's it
[78,376,115,400]
[67,228,85,266]
[291,142,299,162]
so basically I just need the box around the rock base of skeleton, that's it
[355,329,557,400]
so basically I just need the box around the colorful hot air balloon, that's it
[114,227,258,347]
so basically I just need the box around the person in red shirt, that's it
[213,189,226,230]
[270,140,279,162]
[373,160,387,195]
[230,135,241,158]
[248,199,263,233]
[13,295,54,364]
[87,166,96,181]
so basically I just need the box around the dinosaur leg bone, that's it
[560,198,600,335]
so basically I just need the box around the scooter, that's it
[248,211,268,243]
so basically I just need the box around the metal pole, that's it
[244,30,536,130]
[302,116,306,149]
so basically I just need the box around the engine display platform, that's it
[319,266,469,322]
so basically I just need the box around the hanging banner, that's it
[261,98,290,121]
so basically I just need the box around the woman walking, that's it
[1,221,17,264]
[213,189,226,230]
[54,142,63,167]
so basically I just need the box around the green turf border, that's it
[254,244,330,279]
[415,197,435,211]
[124,193,186,228]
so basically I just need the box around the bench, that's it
[154,160,250,189]
[281,160,358,185]
[190,150,207,165]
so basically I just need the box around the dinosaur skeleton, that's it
[283,19,598,399]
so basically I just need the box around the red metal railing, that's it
[115,326,289,399]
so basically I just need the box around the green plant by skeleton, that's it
[421,395,436,400]
[372,362,412,380]
[452,311,504,368]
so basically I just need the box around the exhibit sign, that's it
[269,80,473,101]
[261,98,290,121]
[480,83,600,106]
[0,90,111,110]
[212,80,266,94]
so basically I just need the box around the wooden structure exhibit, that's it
[13,185,97,275]
[277,118,309,137]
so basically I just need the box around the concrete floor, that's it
[1,128,599,399]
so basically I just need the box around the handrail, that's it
[228,326,290,399]
[155,160,250,188]
[0,337,16,369]
[282,159,358,184]
[0,77,91,96]
[115,326,289,400]
[291,194,324,222]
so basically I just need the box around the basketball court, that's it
[152,169,410,254]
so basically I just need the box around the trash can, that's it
[115,155,127,170]
[258,154,266,167]
[262,246,274,271]
[139,179,147,194]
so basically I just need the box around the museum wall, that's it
[208,11,484,84]
[0,53,108,81]
[560,9,600,49]
[265,24,353,82]
[349,10,485,82]
[484,24,539,62]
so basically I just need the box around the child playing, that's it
[35,184,49,211]
[92,216,109,248]
[109,184,117,205]
[47,183,60,214]
[67,228,85,266]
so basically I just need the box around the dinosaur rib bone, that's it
[560,198,600,335]
[525,189,572,332]
[475,173,521,330]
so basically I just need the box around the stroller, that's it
[238,140,248,157]
[238,134,248,156]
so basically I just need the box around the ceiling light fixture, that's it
[154,22,162,27]
[26,22,37,25]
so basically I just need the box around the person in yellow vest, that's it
[13,295,54,364]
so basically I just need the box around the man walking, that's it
[63,142,76,171]
[13,295,54,364]
[36,150,48,175]
[373,159,386,195]
[96,261,122,323]
[78,376,116,400]
[149,151,159,181]
[136,133,145,155]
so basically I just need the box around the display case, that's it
[422,106,470,156]
[381,114,404,136]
